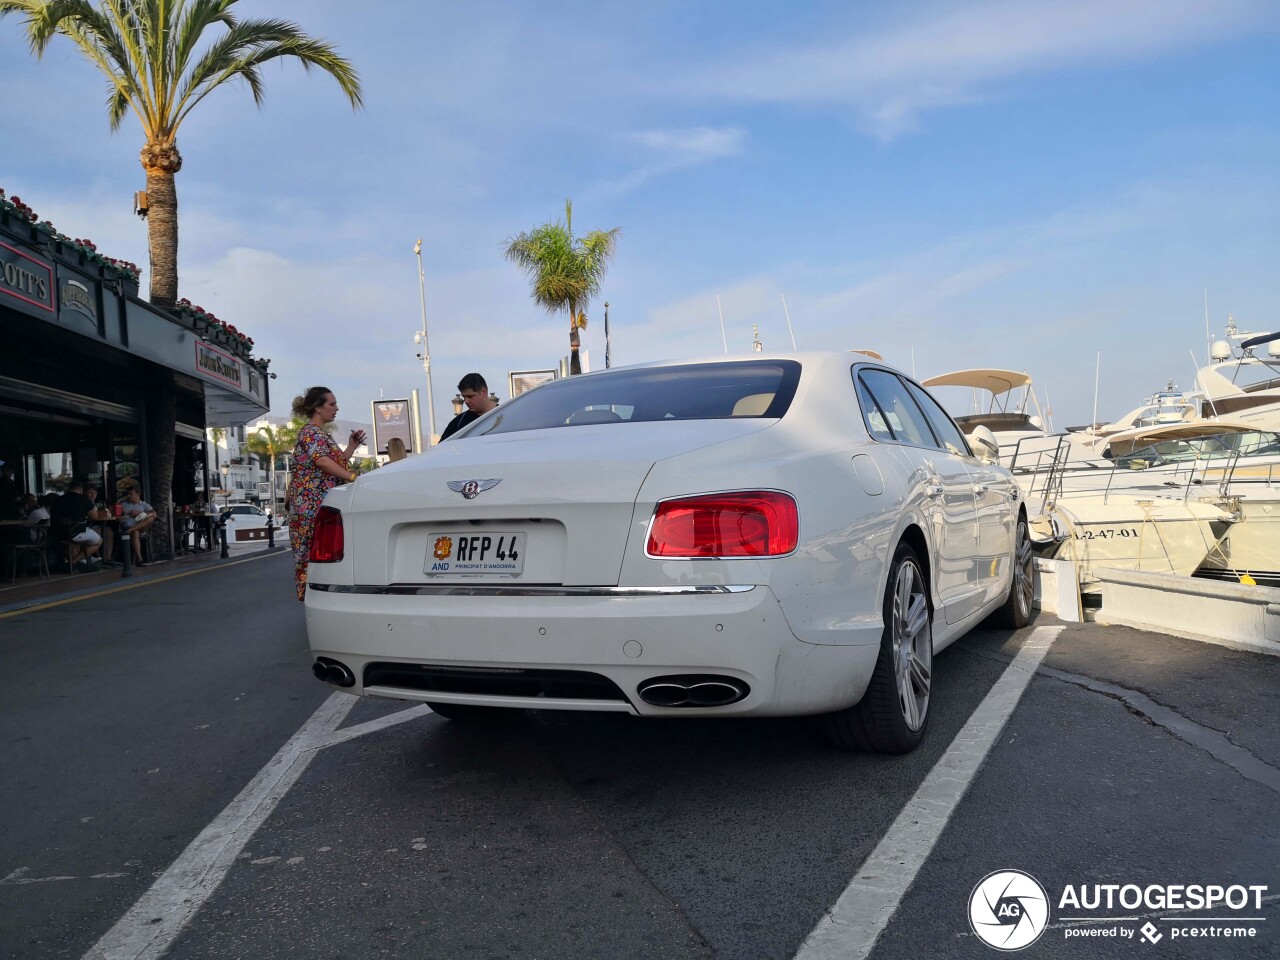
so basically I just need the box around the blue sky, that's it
[2,0,1279,432]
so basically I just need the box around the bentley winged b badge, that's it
[448,478,502,500]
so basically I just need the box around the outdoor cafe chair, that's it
[6,523,50,582]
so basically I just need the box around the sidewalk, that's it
[0,541,288,613]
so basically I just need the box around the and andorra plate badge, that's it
[425,532,526,577]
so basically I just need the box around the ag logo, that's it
[433,536,453,560]
[968,870,1050,951]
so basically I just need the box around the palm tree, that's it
[244,423,289,512]
[2,0,361,557]
[209,426,226,472]
[505,199,619,375]
[0,0,363,308]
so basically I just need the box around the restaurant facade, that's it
[0,190,270,543]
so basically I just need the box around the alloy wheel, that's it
[1013,520,1034,618]
[892,559,932,732]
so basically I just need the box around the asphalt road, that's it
[2,552,1277,959]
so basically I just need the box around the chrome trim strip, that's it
[310,583,757,597]
[363,687,637,713]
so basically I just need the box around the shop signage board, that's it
[195,341,243,387]
[60,277,96,320]
[55,267,104,337]
[371,398,413,455]
[509,368,558,399]
[0,239,55,316]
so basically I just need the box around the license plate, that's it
[425,532,525,577]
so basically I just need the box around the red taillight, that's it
[646,492,798,558]
[310,506,344,563]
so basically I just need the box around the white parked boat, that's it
[1066,380,1201,440]
[1041,495,1236,595]
[1018,421,1280,592]
[1193,320,1280,431]
[920,368,1060,468]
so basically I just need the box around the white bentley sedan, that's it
[305,353,1033,752]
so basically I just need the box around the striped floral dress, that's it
[288,424,348,601]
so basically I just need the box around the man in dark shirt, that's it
[49,480,109,569]
[440,372,498,441]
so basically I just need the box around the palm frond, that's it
[174,16,361,122]
[2,0,152,130]
[105,81,130,126]
[102,0,157,123]
[173,0,236,72]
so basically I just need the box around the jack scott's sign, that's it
[0,240,55,313]
[195,341,242,387]
[61,278,96,320]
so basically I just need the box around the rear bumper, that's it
[305,583,880,717]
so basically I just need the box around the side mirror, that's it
[969,425,1000,464]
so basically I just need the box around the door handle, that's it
[973,483,989,495]
[925,484,943,498]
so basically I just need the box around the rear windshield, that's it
[466,360,802,437]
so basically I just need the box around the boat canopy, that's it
[921,369,1032,395]
[1100,419,1259,449]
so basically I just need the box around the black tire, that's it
[997,513,1035,629]
[822,543,932,754]
[425,702,516,722]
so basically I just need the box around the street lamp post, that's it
[451,394,464,416]
[413,239,438,446]
[220,463,230,511]
[604,301,611,368]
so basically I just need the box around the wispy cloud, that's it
[584,125,745,200]
[687,0,1273,139]
[626,126,745,160]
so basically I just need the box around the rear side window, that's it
[855,368,940,450]
[469,361,802,437]
[855,377,894,442]
[906,381,972,457]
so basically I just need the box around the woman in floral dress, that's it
[287,386,365,601]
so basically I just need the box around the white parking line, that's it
[319,704,435,748]
[794,625,1064,960]
[82,693,358,960]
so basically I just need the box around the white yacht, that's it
[920,368,1062,468]
[1192,319,1280,431]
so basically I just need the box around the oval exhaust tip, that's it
[687,681,745,706]
[313,658,356,688]
[637,682,690,707]
[637,675,749,708]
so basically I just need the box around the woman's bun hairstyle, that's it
[293,386,333,419]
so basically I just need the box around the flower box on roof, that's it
[3,184,262,363]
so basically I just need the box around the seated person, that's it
[49,480,110,570]
[82,482,118,560]
[18,494,50,545]
[26,494,52,524]
[116,480,156,566]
